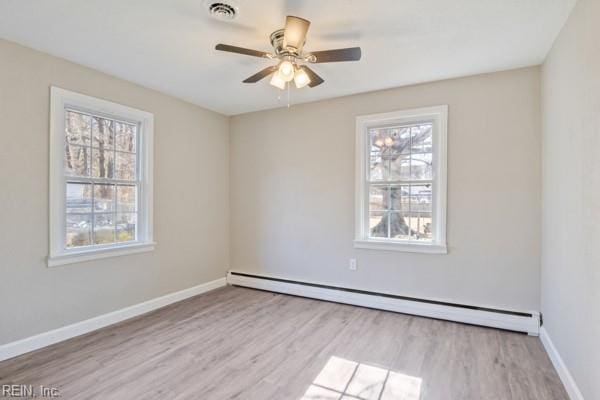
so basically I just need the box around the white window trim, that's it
[48,87,155,267]
[354,105,448,254]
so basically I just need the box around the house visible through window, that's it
[49,87,154,266]
[355,106,447,254]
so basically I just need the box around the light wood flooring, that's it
[0,286,568,400]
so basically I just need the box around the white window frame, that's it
[48,87,155,267]
[354,105,448,254]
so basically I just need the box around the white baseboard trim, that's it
[0,277,227,362]
[539,327,585,400]
[227,271,540,335]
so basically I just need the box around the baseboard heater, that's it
[227,271,540,336]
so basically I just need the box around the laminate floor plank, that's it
[0,286,568,400]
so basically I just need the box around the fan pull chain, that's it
[275,82,292,109]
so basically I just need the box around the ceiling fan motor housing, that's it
[270,29,306,57]
[270,29,286,55]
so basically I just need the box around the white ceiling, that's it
[0,0,575,115]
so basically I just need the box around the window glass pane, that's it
[92,117,114,149]
[369,129,385,181]
[394,127,412,154]
[389,212,411,240]
[92,148,114,178]
[407,212,433,241]
[410,153,432,181]
[66,183,92,213]
[410,184,432,213]
[369,211,388,238]
[371,127,411,153]
[390,185,410,211]
[65,111,91,146]
[369,186,388,211]
[369,127,411,181]
[369,128,385,150]
[116,213,137,242]
[369,129,394,181]
[390,154,411,181]
[94,184,114,212]
[115,122,137,153]
[117,185,137,212]
[369,153,385,181]
[65,145,90,177]
[115,152,136,181]
[93,213,115,245]
[411,124,432,153]
[66,214,91,247]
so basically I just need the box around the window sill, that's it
[353,239,447,254]
[48,242,156,267]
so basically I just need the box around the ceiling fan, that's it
[215,16,361,90]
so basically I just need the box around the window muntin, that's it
[367,122,433,242]
[64,110,139,249]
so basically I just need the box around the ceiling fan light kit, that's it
[215,15,362,92]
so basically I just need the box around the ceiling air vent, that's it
[207,2,238,21]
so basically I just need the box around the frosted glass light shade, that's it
[278,61,295,82]
[294,68,311,88]
[270,73,286,90]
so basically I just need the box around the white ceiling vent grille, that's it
[206,2,238,21]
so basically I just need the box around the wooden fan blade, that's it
[243,66,278,83]
[284,16,310,51]
[300,66,324,88]
[308,47,362,63]
[215,44,270,58]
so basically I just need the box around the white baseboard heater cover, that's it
[227,271,540,336]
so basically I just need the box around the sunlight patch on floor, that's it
[300,356,422,400]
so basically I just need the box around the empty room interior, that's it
[0,1,598,399]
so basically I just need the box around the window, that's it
[49,87,154,266]
[355,106,447,254]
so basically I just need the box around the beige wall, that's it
[0,37,546,347]
[230,67,541,312]
[541,0,600,397]
[0,39,230,345]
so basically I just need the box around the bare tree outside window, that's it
[64,110,138,248]
[367,123,433,241]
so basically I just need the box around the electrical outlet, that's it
[349,258,357,271]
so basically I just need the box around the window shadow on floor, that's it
[300,356,422,400]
